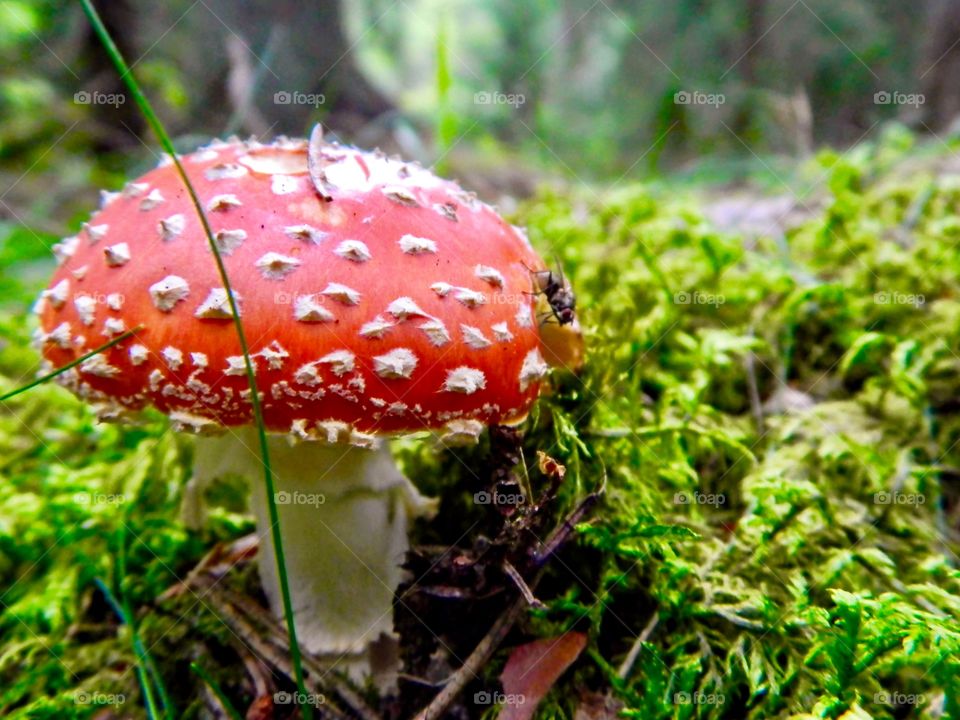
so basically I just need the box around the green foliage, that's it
[350,0,932,176]
[4,123,960,718]
[507,127,960,717]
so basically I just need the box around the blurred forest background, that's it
[8,3,960,716]
[2,0,960,302]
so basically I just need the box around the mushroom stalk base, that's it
[186,428,436,685]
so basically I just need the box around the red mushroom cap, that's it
[35,134,550,443]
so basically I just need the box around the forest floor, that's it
[2,124,960,718]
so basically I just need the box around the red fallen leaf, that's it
[245,694,274,720]
[498,632,587,720]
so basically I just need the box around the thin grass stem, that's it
[77,2,312,715]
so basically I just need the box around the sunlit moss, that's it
[3,127,960,717]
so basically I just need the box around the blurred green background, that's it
[1,0,957,261]
[4,0,956,312]
[6,2,960,718]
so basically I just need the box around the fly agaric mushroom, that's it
[33,127,576,681]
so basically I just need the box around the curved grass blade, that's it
[94,577,163,720]
[77,2,312,715]
[116,523,174,718]
[0,326,143,402]
[190,662,244,720]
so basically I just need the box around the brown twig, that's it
[502,560,545,608]
[412,570,544,720]
[183,575,380,720]
[744,344,764,435]
[616,612,659,680]
[532,469,605,568]
[411,457,603,719]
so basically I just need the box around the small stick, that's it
[413,571,544,720]
[236,641,272,699]
[415,464,601,719]
[502,560,545,609]
[186,576,379,720]
[616,612,659,680]
[157,534,259,601]
[217,584,379,720]
[532,480,604,568]
[744,344,764,434]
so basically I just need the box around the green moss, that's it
[4,128,960,718]
[509,129,960,718]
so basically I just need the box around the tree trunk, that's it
[77,0,394,147]
[920,0,960,130]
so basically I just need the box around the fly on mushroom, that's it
[525,259,586,373]
[529,261,577,326]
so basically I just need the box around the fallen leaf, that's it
[245,693,274,720]
[498,631,587,720]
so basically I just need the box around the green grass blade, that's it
[0,326,143,402]
[434,13,456,175]
[77,2,312,716]
[116,524,174,718]
[94,577,162,720]
[190,662,245,720]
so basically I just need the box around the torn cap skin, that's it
[34,127,557,687]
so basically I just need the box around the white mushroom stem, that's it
[183,427,436,684]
